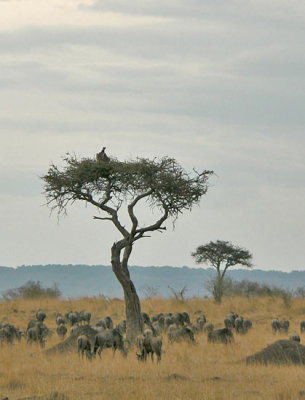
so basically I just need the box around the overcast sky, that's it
[0,0,304,271]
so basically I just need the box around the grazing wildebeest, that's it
[235,316,244,333]
[78,310,91,325]
[280,319,289,333]
[0,323,22,344]
[96,316,113,330]
[136,331,162,362]
[181,312,191,325]
[152,313,164,323]
[271,319,281,333]
[208,328,233,344]
[164,316,175,331]
[56,324,67,339]
[196,314,207,325]
[168,326,195,344]
[56,316,65,326]
[300,320,305,333]
[67,311,79,326]
[224,312,238,329]
[152,321,162,336]
[93,328,126,358]
[204,322,214,333]
[115,320,126,335]
[242,319,253,333]
[272,318,280,332]
[290,333,300,343]
[77,335,92,359]
[27,322,45,347]
[36,309,46,323]
[142,312,150,324]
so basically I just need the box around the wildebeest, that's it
[77,335,92,359]
[56,324,67,339]
[300,320,305,333]
[272,319,281,333]
[116,320,126,335]
[36,309,46,323]
[151,321,162,336]
[136,331,162,362]
[235,316,244,333]
[224,312,238,329]
[242,319,253,333]
[142,312,150,324]
[168,326,195,343]
[272,318,289,333]
[290,333,300,343]
[204,322,214,333]
[0,323,22,344]
[208,328,233,344]
[66,311,79,326]
[27,322,45,347]
[96,316,113,330]
[93,328,126,357]
[56,315,65,326]
[280,319,289,333]
[78,310,91,325]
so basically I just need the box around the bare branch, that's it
[93,216,112,221]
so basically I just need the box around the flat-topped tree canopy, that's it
[43,154,213,220]
[42,152,213,343]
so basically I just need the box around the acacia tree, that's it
[42,153,212,342]
[191,240,253,303]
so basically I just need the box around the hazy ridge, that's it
[0,264,304,298]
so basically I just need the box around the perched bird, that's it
[96,147,110,162]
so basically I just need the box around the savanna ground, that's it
[1,295,305,400]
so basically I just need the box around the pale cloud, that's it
[0,0,165,31]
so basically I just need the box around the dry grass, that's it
[0,296,305,399]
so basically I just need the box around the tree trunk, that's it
[123,280,143,344]
[111,243,143,344]
[213,274,224,304]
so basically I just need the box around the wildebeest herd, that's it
[0,308,304,361]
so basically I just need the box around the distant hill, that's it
[0,264,304,298]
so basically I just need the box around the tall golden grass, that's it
[0,295,305,400]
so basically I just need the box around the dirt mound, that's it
[45,325,97,355]
[245,339,305,365]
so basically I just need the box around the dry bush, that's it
[0,296,304,399]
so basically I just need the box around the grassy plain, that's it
[0,295,305,400]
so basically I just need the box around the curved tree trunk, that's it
[111,242,143,344]
[123,280,143,344]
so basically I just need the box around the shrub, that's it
[2,280,61,300]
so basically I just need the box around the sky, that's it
[0,0,304,272]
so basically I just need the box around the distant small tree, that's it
[192,240,253,303]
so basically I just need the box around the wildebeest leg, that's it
[151,352,154,361]
[112,347,116,358]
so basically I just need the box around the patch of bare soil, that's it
[45,325,97,355]
[245,339,305,365]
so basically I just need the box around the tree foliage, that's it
[43,154,212,221]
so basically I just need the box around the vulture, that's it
[96,147,110,162]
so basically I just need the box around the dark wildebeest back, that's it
[208,328,233,344]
